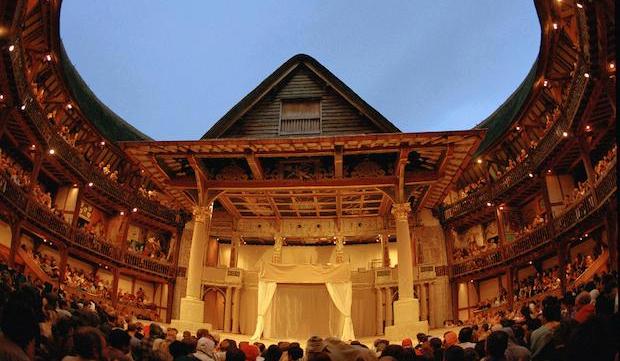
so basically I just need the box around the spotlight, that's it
[585,125,591,132]
[132,207,138,213]
[562,131,569,137]
[44,54,52,62]
[543,80,548,87]
[477,158,483,164]
[528,173,534,178]
[20,104,26,110]
[0,94,4,100]
[66,103,73,110]
[552,23,558,30]
[576,3,583,8]
[99,141,106,146]
[486,202,492,207]
[48,148,55,155]
[609,62,615,71]
[120,211,125,216]
[584,73,590,78]
[528,260,533,265]
[516,125,522,131]
[8,45,14,52]
[88,182,94,187]
[547,169,552,174]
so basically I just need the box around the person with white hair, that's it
[193,337,217,361]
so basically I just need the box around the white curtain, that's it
[250,280,277,340]
[326,282,355,341]
[264,284,342,340]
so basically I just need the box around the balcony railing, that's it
[442,64,589,222]
[8,41,178,225]
[452,161,616,278]
[0,173,174,278]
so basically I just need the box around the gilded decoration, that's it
[349,159,393,178]
[265,159,333,180]
[215,164,249,181]
[391,202,411,221]
[192,204,212,223]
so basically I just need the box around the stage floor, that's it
[195,326,462,346]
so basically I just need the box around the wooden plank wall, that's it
[221,66,387,138]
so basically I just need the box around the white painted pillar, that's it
[231,287,241,333]
[224,286,232,333]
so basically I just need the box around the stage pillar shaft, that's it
[224,287,232,333]
[178,204,212,324]
[384,202,429,340]
[392,203,414,300]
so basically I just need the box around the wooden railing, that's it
[7,40,178,226]
[0,173,175,278]
[452,161,616,278]
[442,63,590,222]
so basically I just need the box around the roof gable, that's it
[201,54,400,139]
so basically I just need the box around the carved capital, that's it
[391,202,411,221]
[192,204,212,223]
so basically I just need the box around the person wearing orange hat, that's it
[401,338,413,348]
[443,331,458,347]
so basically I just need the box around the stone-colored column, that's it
[392,203,415,300]
[272,234,283,263]
[178,204,213,325]
[231,287,241,333]
[384,202,428,338]
[229,232,240,267]
[335,234,345,263]
[376,287,384,335]
[224,286,232,333]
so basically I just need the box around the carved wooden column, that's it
[58,247,69,286]
[8,220,22,267]
[335,234,345,263]
[375,287,384,335]
[380,232,390,267]
[166,280,175,324]
[70,185,83,230]
[384,287,393,327]
[231,287,241,333]
[224,286,232,333]
[111,268,120,306]
[506,266,515,308]
[272,234,283,263]
[229,232,240,267]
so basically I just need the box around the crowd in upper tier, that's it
[0,257,618,361]
[0,149,63,219]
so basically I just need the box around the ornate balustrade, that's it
[7,41,178,225]
[452,161,616,278]
[442,64,589,223]
[0,173,175,278]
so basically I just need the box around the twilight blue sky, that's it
[60,1,540,140]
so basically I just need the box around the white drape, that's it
[264,284,342,340]
[251,263,355,340]
[325,282,355,341]
[250,280,277,340]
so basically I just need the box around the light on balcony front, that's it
[477,158,483,164]
[44,54,52,62]
[132,207,138,213]
[552,23,558,30]
[584,233,588,237]
[547,169,552,174]
[528,173,534,178]
[609,62,616,71]
[562,131,569,137]
[543,80,548,87]
[516,125,522,131]
[8,45,14,52]
[0,94,4,100]
[48,148,55,155]
[585,125,591,132]
[486,202,492,207]
[66,103,73,110]
[88,182,94,187]
[528,260,533,265]
[576,3,583,8]
[100,141,106,146]
[20,104,26,110]
[584,73,590,78]
[120,211,125,216]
